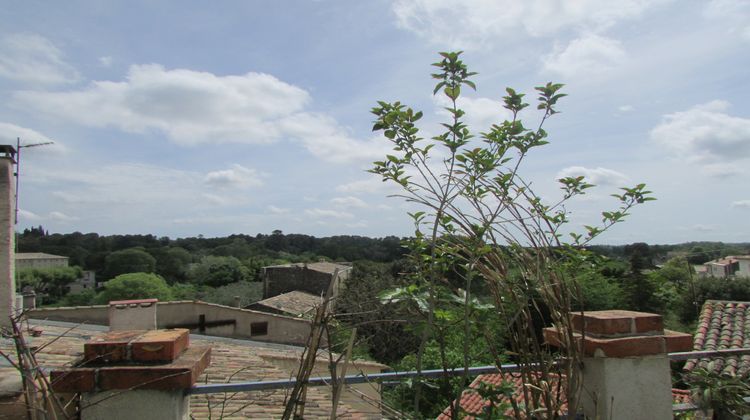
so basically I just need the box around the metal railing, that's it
[188,348,750,395]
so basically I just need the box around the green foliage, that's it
[149,246,192,283]
[369,51,654,418]
[59,289,97,306]
[188,256,250,288]
[198,281,262,307]
[96,272,173,303]
[574,269,626,311]
[335,260,420,364]
[103,248,156,280]
[686,368,750,418]
[170,282,199,300]
[17,266,83,302]
[678,276,750,323]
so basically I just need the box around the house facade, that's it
[15,252,69,270]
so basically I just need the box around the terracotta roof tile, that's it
[438,372,693,419]
[684,300,750,378]
[249,291,322,317]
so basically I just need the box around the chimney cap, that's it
[0,145,16,161]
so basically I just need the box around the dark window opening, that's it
[251,321,268,336]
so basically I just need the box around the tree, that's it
[17,266,84,303]
[367,51,654,418]
[149,246,192,283]
[96,273,173,303]
[188,256,250,288]
[103,248,156,280]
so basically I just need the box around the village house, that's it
[262,261,352,300]
[697,255,750,278]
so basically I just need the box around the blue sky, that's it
[1,0,748,244]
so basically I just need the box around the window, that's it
[251,321,268,336]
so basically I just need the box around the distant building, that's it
[262,262,351,300]
[699,255,750,278]
[15,252,69,270]
[68,270,96,294]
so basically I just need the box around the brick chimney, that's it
[544,310,692,419]
[51,328,210,420]
[0,145,16,328]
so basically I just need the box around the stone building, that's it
[261,261,351,300]
[15,252,69,270]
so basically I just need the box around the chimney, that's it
[51,328,210,420]
[544,310,693,419]
[109,299,158,331]
[233,295,241,308]
[0,145,16,328]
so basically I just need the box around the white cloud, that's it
[48,211,78,222]
[202,193,231,206]
[650,100,750,171]
[336,177,399,195]
[18,209,41,222]
[731,199,750,209]
[13,64,384,164]
[392,0,662,49]
[330,196,367,208]
[99,56,113,67]
[0,33,80,84]
[556,166,629,186]
[279,113,390,164]
[204,164,263,189]
[18,209,77,223]
[618,105,634,112]
[704,0,750,42]
[701,163,743,178]
[304,208,355,219]
[433,95,513,131]
[691,224,716,232]
[267,205,290,215]
[542,34,626,79]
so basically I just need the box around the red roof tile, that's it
[684,300,750,378]
[439,372,693,419]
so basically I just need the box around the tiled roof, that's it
[0,320,386,419]
[437,372,566,419]
[249,291,322,317]
[684,300,750,378]
[439,372,693,419]
[265,262,352,275]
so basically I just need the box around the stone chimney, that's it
[51,328,210,420]
[0,145,16,328]
[544,310,693,419]
[109,298,158,331]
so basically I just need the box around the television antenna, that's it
[15,137,54,225]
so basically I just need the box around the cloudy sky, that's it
[1,0,748,244]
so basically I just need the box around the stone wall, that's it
[263,266,333,298]
[263,265,350,299]
[28,300,315,346]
